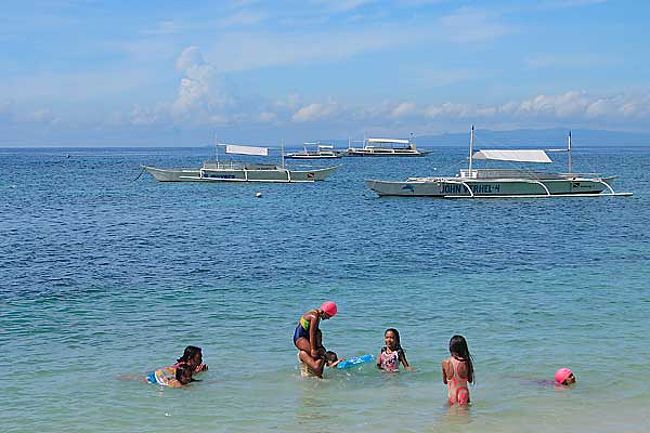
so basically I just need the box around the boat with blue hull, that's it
[366,127,632,198]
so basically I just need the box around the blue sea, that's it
[1,144,649,433]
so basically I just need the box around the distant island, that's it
[413,128,650,148]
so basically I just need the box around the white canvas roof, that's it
[472,149,552,163]
[225,144,269,156]
[367,138,410,144]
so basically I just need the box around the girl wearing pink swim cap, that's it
[293,301,337,378]
[554,368,576,385]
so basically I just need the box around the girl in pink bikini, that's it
[377,328,412,372]
[441,335,474,406]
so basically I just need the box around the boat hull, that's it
[366,177,615,198]
[284,154,341,159]
[345,149,429,157]
[143,165,337,183]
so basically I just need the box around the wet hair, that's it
[449,335,474,382]
[177,346,202,364]
[384,328,404,352]
[325,351,338,365]
[175,364,194,385]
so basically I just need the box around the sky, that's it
[0,0,648,146]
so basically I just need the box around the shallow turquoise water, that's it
[1,145,649,432]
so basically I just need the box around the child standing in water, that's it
[293,301,338,378]
[441,335,474,406]
[377,328,411,372]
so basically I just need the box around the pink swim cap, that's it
[555,368,573,384]
[320,301,338,317]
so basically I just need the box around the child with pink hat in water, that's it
[554,368,576,386]
[293,301,338,378]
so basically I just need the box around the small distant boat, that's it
[345,135,429,157]
[143,143,338,183]
[285,143,342,159]
[366,127,632,198]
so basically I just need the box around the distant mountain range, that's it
[413,128,650,148]
[2,127,649,149]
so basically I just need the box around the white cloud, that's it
[390,102,417,118]
[171,46,232,123]
[217,10,266,28]
[129,105,161,126]
[439,7,511,44]
[535,0,607,10]
[292,102,339,122]
[311,0,375,13]
[0,70,152,103]
[141,20,182,36]
[397,0,448,5]
[424,102,472,118]
[320,90,650,129]
[176,46,206,73]
[257,111,277,123]
[273,93,302,111]
[206,25,420,72]
[0,100,13,119]
[524,53,615,70]
[514,91,616,119]
[25,108,58,124]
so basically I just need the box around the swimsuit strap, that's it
[299,309,318,330]
[447,357,470,405]
[452,356,469,380]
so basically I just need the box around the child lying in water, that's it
[145,364,195,387]
[173,345,208,373]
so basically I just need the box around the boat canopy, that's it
[225,144,269,156]
[367,138,410,144]
[304,142,334,149]
[472,149,552,163]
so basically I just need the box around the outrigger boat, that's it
[285,143,342,159]
[143,143,338,183]
[345,136,429,157]
[366,127,632,198]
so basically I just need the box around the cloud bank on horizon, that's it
[0,0,648,145]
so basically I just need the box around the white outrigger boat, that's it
[345,136,429,157]
[285,143,342,159]
[143,143,338,183]
[366,127,632,198]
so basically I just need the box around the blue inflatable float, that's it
[336,354,375,369]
